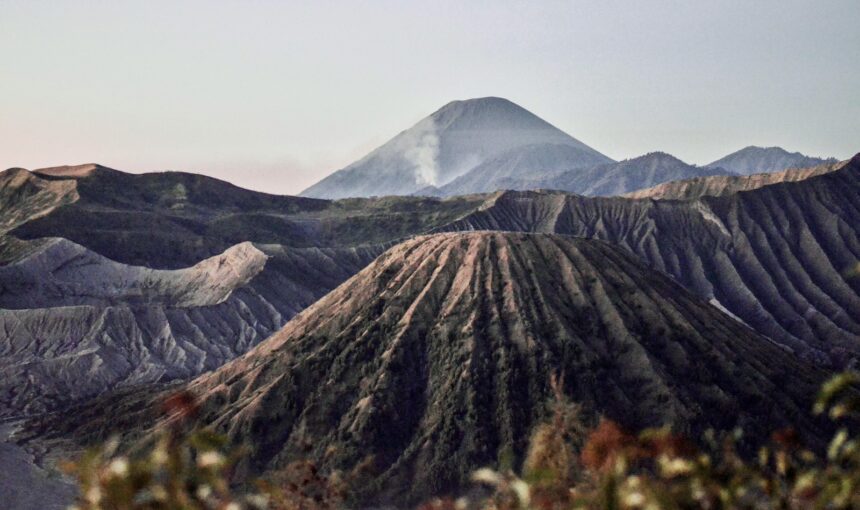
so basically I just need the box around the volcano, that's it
[300,97,612,198]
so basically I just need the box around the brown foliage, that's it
[579,419,637,473]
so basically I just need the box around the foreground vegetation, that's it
[63,373,859,509]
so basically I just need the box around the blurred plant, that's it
[470,371,860,510]
[61,390,250,510]
[64,373,859,509]
[61,391,355,510]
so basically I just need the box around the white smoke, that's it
[404,118,440,186]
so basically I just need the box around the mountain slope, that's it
[0,168,78,235]
[437,154,860,364]
[706,146,837,175]
[625,159,847,200]
[0,166,483,418]
[0,238,267,309]
[300,97,612,198]
[432,152,732,198]
[0,240,382,418]
[10,166,483,268]
[29,232,825,505]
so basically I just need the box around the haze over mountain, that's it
[300,97,613,199]
[24,232,826,505]
[706,146,837,176]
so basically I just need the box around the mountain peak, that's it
[436,96,519,110]
[631,151,685,163]
[300,98,611,199]
[431,96,527,118]
[741,145,784,151]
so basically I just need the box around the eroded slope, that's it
[438,155,860,363]
[29,233,825,505]
[0,166,480,418]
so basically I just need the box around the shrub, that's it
[62,374,859,509]
[472,371,860,509]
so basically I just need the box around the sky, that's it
[2,0,858,195]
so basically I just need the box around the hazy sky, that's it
[2,1,858,194]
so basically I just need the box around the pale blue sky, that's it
[2,0,858,194]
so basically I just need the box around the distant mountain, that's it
[538,151,733,196]
[300,97,612,199]
[625,159,847,200]
[426,151,731,198]
[25,232,825,506]
[11,165,480,268]
[706,146,837,175]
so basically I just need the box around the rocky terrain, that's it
[0,242,381,418]
[3,154,859,418]
[0,166,483,418]
[437,155,860,363]
[4,143,857,510]
[0,168,80,265]
[624,159,847,200]
[0,423,74,510]
[300,97,613,199]
[706,146,837,175]
[12,165,483,267]
[24,232,827,505]
[0,168,78,234]
[0,238,267,309]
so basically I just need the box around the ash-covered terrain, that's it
[0,97,854,509]
[19,232,828,505]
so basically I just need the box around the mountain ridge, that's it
[625,159,848,200]
[537,151,733,196]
